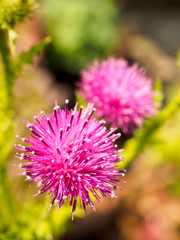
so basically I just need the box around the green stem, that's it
[0,29,17,219]
[120,95,180,169]
[0,164,17,220]
[0,29,14,102]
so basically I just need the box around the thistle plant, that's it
[0,0,36,232]
[15,101,124,219]
[79,58,156,134]
[1,0,180,239]
[0,1,55,239]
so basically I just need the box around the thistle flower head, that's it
[79,58,155,133]
[14,100,123,219]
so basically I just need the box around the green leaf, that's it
[14,36,52,72]
[153,78,163,108]
[120,94,180,169]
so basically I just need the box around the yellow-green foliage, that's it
[0,14,56,238]
[0,0,35,29]
[121,92,180,169]
[0,25,74,239]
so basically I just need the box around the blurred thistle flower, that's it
[79,58,156,133]
[14,100,124,219]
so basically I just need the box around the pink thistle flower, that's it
[14,100,124,219]
[79,58,155,133]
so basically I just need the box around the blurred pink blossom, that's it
[80,58,155,133]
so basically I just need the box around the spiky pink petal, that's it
[14,101,124,218]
